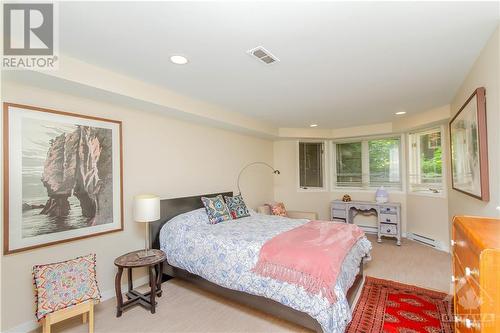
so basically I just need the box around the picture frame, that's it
[449,87,489,201]
[3,103,124,254]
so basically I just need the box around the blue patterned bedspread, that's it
[160,209,372,333]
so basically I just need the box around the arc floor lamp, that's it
[237,162,280,195]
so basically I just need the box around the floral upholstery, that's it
[32,254,101,320]
[224,194,250,219]
[269,202,287,217]
[201,195,232,224]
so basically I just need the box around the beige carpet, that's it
[35,235,452,333]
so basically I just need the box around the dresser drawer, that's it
[452,216,500,333]
[454,259,481,312]
[380,223,397,235]
[453,255,484,332]
[453,222,481,258]
[455,315,482,332]
[455,320,480,333]
[379,213,397,224]
[453,227,481,286]
[454,255,480,295]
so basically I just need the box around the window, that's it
[334,136,402,189]
[299,142,324,189]
[408,128,444,194]
[336,142,362,187]
[368,138,401,188]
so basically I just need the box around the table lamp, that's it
[134,194,160,259]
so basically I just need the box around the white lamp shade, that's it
[134,194,160,222]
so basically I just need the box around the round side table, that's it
[114,249,167,317]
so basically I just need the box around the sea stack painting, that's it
[4,103,123,254]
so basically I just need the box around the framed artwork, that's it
[449,87,489,201]
[3,103,123,254]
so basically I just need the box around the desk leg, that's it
[397,208,401,246]
[149,266,156,314]
[115,267,124,317]
[377,223,382,243]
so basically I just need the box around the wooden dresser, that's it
[452,216,500,332]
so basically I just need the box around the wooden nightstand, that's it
[114,249,167,317]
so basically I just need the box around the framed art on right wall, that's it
[449,87,489,201]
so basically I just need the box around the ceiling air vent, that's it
[247,46,279,65]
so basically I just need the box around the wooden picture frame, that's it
[3,103,124,254]
[449,87,489,201]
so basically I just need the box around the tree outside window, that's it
[409,128,444,193]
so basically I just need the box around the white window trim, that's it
[407,125,447,198]
[331,134,405,192]
[296,140,329,192]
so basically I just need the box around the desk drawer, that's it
[379,213,398,224]
[379,205,398,214]
[332,209,346,219]
[332,203,346,210]
[380,223,397,235]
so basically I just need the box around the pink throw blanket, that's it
[253,220,365,303]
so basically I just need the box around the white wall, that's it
[404,123,450,249]
[448,27,500,221]
[0,80,274,332]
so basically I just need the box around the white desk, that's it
[331,200,401,245]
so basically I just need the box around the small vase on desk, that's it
[375,186,389,203]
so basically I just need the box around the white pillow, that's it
[167,208,209,226]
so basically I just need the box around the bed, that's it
[150,192,371,333]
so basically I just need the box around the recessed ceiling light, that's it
[394,111,406,115]
[170,55,188,65]
[310,124,318,128]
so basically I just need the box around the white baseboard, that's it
[1,320,37,333]
[2,276,149,333]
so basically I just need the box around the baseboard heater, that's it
[407,232,441,249]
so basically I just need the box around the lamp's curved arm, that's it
[237,162,280,194]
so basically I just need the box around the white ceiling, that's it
[59,1,499,129]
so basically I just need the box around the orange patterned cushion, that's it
[32,254,101,320]
[269,202,287,217]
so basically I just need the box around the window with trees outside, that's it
[299,142,324,189]
[408,128,444,194]
[334,137,401,189]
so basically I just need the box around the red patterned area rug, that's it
[347,276,454,333]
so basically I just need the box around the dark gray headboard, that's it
[150,191,233,250]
